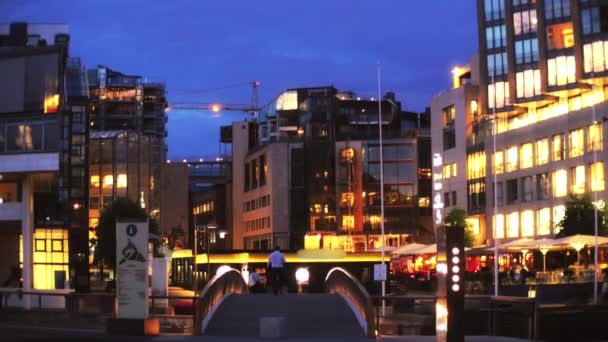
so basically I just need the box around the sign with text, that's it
[116,220,149,319]
[373,264,387,281]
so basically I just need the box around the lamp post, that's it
[377,62,386,315]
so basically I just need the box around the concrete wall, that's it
[231,122,250,249]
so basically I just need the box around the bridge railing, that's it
[325,267,376,338]
[193,268,248,335]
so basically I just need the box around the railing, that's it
[325,267,376,338]
[193,268,248,335]
[0,288,71,310]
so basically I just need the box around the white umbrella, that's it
[368,246,397,252]
[391,243,428,256]
[531,238,560,271]
[414,244,437,255]
[554,234,608,266]
[500,237,537,249]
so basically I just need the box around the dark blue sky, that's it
[3,1,478,159]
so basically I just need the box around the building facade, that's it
[432,1,608,251]
[0,23,90,295]
[231,87,433,251]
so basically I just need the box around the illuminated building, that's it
[0,23,90,295]
[229,87,432,251]
[86,66,167,240]
[432,1,608,248]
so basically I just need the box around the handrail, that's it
[193,268,248,335]
[325,267,376,338]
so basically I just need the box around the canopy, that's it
[500,238,536,249]
[391,243,428,256]
[367,246,397,252]
[414,244,437,255]
[554,234,608,250]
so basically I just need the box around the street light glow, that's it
[210,104,222,112]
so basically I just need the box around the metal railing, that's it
[0,288,71,310]
[193,268,248,335]
[325,267,376,338]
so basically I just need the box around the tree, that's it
[444,207,475,248]
[556,194,608,238]
[91,198,160,277]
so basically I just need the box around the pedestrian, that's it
[249,270,263,293]
[267,246,286,295]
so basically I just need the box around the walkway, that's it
[204,293,365,338]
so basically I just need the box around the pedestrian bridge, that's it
[194,268,376,338]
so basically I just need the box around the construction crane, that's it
[167,80,261,118]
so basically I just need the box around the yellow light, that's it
[44,94,59,114]
[117,174,127,188]
[103,175,113,188]
[174,250,391,263]
[297,127,304,135]
[210,104,222,112]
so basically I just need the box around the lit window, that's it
[488,81,510,109]
[569,128,584,158]
[494,214,505,239]
[507,212,519,238]
[32,228,69,289]
[513,10,537,36]
[507,146,518,172]
[466,217,480,235]
[467,152,485,180]
[418,197,430,208]
[90,175,100,189]
[591,162,605,191]
[515,69,541,99]
[572,165,586,194]
[43,94,59,114]
[494,151,504,174]
[536,138,549,165]
[553,169,568,197]
[553,205,566,234]
[588,123,603,152]
[520,143,533,169]
[521,210,534,237]
[340,193,354,207]
[342,215,354,230]
[340,148,354,162]
[102,175,113,188]
[547,55,576,86]
[537,208,551,236]
[443,164,451,179]
[117,174,127,188]
[583,40,608,74]
[552,134,564,161]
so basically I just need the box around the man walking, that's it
[267,246,286,295]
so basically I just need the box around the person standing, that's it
[267,246,286,295]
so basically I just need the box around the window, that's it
[520,143,533,169]
[486,25,507,50]
[116,174,127,188]
[552,134,564,161]
[494,214,505,239]
[521,210,535,237]
[102,175,113,189]
[553,169,567,197]
[536,173,550,200]
[547,55,576,86]
[515,69,541,98]
[443,163,457,179]
[547,23,574,50]
[487,52,508,76]
[507,146,518,172]
[90,175,100,189]
[488,81,510,109]
[536,138,549,165]
[553,205,565,234]
[418,197,430,207]
[494,151,504,174]
[522,176,533,202]
[6,124,43,152]
[588,123,603,152]
[451,191,457,206]
[507,212,520,238]
[495,181,504,206]
[32,228,69,290]
[537,208,551,236]
[513,10,537,36]
[244,163,250,192]
[515,39,539,64]
[583,40,608,73]
[571,165,586,194]
[468,180,486,212]
[467,152,486,180]
[569,128,584,158]
[443,106,455,127]
[507,179,519,204]
[581,7,608,35]
[251,159,259,189]
[89,197,99,209]
[444,192,451,207]
[442,106,456,150]
[591,162,605,191]
[485,0,505,22]
[259,155,267,186]
[545,0,571,20]
[342,215,355,230]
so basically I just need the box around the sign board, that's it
[116,221,149,319]
[373,264,387,281]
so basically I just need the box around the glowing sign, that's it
[433,153,443,167]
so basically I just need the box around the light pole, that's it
[377,62,386,315]
[490,72,500,297]
[193,225,202,291]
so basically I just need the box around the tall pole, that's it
[491,73,499,297]
[207,225,211,282]
[193,225,197,292]
[592,71,599,304]
[377,62,386,314]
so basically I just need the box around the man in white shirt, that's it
[267,246,286,295]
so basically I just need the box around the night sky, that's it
[3,1,478,159]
